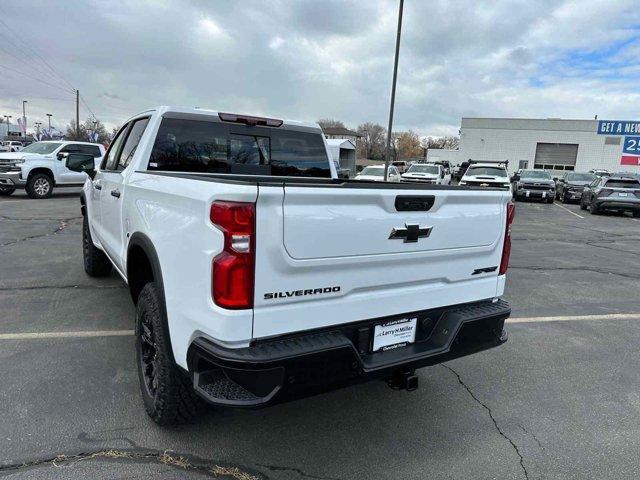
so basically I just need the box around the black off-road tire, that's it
[546,197,554,204]
[589,202,600,215]
[136,282,204,425]
[561,192,569,204]
[633,210,640,218]
[0,186,15,196]
[82,215,112,277]
[26,173,53,199]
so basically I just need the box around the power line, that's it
[0,40,67,87]
[80,94,98,120]
[0,63,76,94]
[0,18,76,92]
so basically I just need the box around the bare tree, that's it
[317,118,346,130]
[357,122,386,160]
[421,135,460,150]
[65,117,110,143]
[396,130,422,159]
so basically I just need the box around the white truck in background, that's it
[0,140,104,198]
[70,106,514,425]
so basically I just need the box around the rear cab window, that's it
[147,117,331,178]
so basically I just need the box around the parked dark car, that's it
[513,170,555,203]
[580,175,640,216]
[555,172,596,203]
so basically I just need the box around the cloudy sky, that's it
[1,0,639,136]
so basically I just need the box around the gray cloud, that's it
[1,0,639,136]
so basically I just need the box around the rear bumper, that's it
[594,199,640,211]
[187,299,510,407]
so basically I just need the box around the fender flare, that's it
[127,232,175,362]
[79,191,87,217]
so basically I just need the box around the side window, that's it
[77,144,102,158]
[60,144,82,154]
[102,126,128,171]
[117,118,150,171]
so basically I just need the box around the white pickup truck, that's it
[0,140,105,198]
[71,106,514,425]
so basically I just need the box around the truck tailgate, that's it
[253,184,511,339]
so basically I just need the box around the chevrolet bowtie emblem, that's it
[388,223,433,243]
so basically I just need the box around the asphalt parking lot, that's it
[2,189,640,480]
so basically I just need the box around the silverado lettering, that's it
[264,286,341,300]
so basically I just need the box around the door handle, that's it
[110,189,121,198]
[94,183,102,190]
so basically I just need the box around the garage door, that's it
[534,143,578,171]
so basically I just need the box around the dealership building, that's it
[427,117,640,175]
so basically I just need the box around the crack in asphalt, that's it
[510,265,640,280]
[0,284,125,292]
[518,424,545,451]
[0,448,261,480]
[443,364,529,480]
[257,463,342,480]
[584,240,640,257]
[0,216,81,247]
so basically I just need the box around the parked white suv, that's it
[459,162,511,189]
[0,140,105,198]
[355,165,401,182]
[72,106,513,425]
[0,141,24,152]
[401,163,448,184]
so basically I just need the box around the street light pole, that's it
[4,115,12,138]
[22,100,27,138]
[383,0,404,181]
[46,113,52,134]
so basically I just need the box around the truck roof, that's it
[37,140,103,146]
[128,106,321,132]
[467,163,507,169]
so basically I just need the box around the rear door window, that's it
[76,144,102,157]
[148,118,331,178]
[117,118,150,170]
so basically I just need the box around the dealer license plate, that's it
[372,318,417,352]
[619,192,628,197]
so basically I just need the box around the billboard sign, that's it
[622,136,640,155]
[597,120,640,135]
[621,156,640,166]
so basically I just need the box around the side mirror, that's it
[66,154,96,179]
[57,151,69,161]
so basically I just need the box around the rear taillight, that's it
[211,201,255,309]
[598,188,613,197]
[499,201,515,275]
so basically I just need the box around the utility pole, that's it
[46,113,52,132]
[76,89,80,138]
[383,0,404,181]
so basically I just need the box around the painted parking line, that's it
[2,313,640,340]
[0,330,134,340]
[553,201,584,219]
[508,313,640,323]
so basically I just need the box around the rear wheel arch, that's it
[127,233,176,363]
